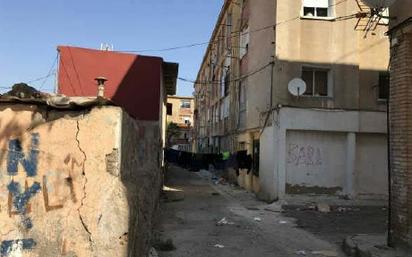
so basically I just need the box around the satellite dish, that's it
[362,0,397,8]
[288,78,306,97]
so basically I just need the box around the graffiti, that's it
[7,181,41,229]
[0,239,36,257]
[42,175,77,212]
[1,134,40,255]
[1,134,81,255]
[7,133,39,177]
[287,143,322,166]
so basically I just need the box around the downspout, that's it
[259,61,275,137]
[259,21,277,137]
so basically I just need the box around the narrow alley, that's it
[1,0,412,256]
[154,165,353,257]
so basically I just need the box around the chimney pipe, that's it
[95,76,108,97]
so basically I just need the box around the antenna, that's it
[288,78,306,97]
[100,43,114,51]
[362,0,397,9]
[353,0,396,37]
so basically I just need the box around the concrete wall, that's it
[286,130,347,195]
[259,107,388,202]
[355,133,388,199]
[0,104,161,257]
[274,0,389,111]
[243,0,275,130]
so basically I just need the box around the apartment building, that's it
[193,0,389,202]
[166,96,194,151]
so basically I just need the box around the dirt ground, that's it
[155,165,378,257]
[282,205,388,245]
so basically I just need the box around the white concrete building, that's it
[193,0,390,202]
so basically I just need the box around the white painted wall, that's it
[258,126,276,202]
[355,134,388,199]
[286,130,346,193]
[258,107,388,202]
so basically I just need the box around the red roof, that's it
[57,46,164,121]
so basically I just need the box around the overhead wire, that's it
[178,0,372,87]
[38,53,59,91]
[0,53,59,92]
[0,0,353,93]
[116,0,349,54]
[179,62,273,85]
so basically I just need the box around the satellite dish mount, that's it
[288,78,307,98]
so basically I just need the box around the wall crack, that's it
[75,118,95,249]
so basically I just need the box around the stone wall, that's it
[0,104,161,257]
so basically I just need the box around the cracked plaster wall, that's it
[0,104,161,257]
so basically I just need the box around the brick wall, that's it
[389,32,412,249]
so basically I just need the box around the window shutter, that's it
[223,96,230,118]
[240,26,249,59]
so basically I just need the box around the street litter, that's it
[214,244,225,248]
[316,203,331,213]
[311,250,338,256]
[337,207,351,212]
[295,250,306,255]
[279,220,288,224]
[213,177,227,185]
[216,217,234,226]
[254,217,262,222]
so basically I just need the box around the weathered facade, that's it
[166,96,194,151]
[193,0,389,201]
[0,102,162,257]
[388,0,412,250]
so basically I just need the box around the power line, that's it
[26,73,56,84]
[178,62,272,85]
[38,53,59,91]
[116,0,348,54]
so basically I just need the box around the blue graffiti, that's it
[0,239,36,256]
[7,133,40,177]
[8,181,41,229]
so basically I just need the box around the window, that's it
[378,72,389,100]
[182,116,191,125]
[238,81,246,128]
[166,103,172,115]
[224,69,230,97]
[240,26,249,59]
[214,104,219,123]
[226,13,232,49]
[302,67,330,97]
[220,69,226,98]
[181,100,191,108]
[223,96,230,118]
[252,139,260,176]
[302,0,332,17]
[220,101,224,121]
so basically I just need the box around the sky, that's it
[0,0,224,96]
